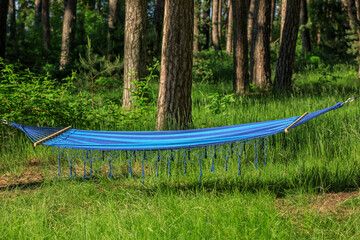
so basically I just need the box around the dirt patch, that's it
[0,158,44,189]
[277,191,360,217]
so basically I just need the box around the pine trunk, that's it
[154,0,165,43]
[218,0,222,40]
[156,0,194,130]
[201,0,211,49]
[280,0,287,44]
[355,0,360,78]
[226,0,233,55]
[194,0,201,52]
[212,0,220,50]
[270,0,277,41]
[9,0,16,40]
[347,0,357,30]
[59,0,77,71]
[122,0,147,108]
[250,0,271,89]
[107,0,118,58]
[232,0,249,94]
[247,0,255,42]
[42,0,50,50]
[35,0,42,25]
[300,0,311,52]
[274,0,301,90]
[0,0,8,59]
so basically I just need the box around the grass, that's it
[1,62,360,239]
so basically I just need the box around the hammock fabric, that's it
[7,102,344,181]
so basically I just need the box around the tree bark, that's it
[232,0,249,94]
[247,0,255,43]
[270,0,277,41]
[42,0,51,50]
[35,0,42,25]
[212,0,221,50]
[201,0,211,50]
[0,0,8,59]
[354,0,360,78]
[226,0,233,55]
[194,0,201,52]
[300,0,311,52]
[154,0,165,43]
[218,0,222,40]
[250,0,271,89]
[122,0,147,108]
[9,0,16,40]
[280,0,287,44]
[156,0,194,130]
[107,0,118,58]
[274,0,301,90]
[347,0,357,30]
[59,0,77,71]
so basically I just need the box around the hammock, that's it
[1,101,352,182]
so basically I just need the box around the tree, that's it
[194,0,201,52]
[270,0,277,41]
[274,0,301,90]
[218,0,222,40]
[212,0,221,50]
[35,0,42,25]
[232,0,249,94]
[42,0,51,50]
[247,0,255,42]
[0,0,9,59]
[156,0,194,130]
[122,0,147,108]
[346,0,357,29]
[226,0,233,55]
[354,0,360,78]
[9,0,16,40]
[201,0,211,49]
[154,0,165,43]
[59,0,77,71]
[250,0,271,89]
[107,0,118,58]
[300,0,311,52]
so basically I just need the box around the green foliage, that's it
[206,92,235,114]
[0,59,77,126]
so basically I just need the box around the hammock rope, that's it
[1,99,357,182]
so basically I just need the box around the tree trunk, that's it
[201,0,211,49]
[194,0,201,52]
[247,0,255,43]
[270,0,277,41]
[300,0,311,52]
[59,0,77,71]
[280,0,287,44]
[156,0,194,130]
[218,0,222,40]
[226,0,233,55]
[35,0,42,25]
[354,0,360,78]
[42,0,50,50]
[250,0,271,89]
[274,0,301,90]
[347,0,357,30]
[9,0,16,40]
[212,0,221,50]
[232,0,249,94]
[0,0,8,59]
[154,0,165,43]
[107,0,118,58]
[122,0,147,108]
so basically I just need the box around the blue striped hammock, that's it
[9,102,343,182]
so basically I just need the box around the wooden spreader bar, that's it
[34,126,72,147]
[284,113,308,133]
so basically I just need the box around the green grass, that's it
[1,63,360,239]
